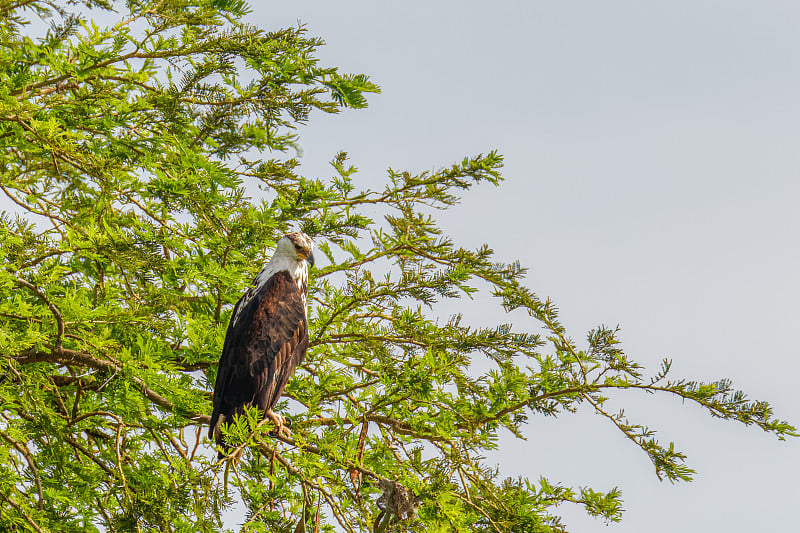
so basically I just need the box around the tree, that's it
[0,1,794,531]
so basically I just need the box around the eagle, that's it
[209,232,315,457]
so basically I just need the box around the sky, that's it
[249,1,800,531]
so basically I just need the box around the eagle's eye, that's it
[293,243,302,250]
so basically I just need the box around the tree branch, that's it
[13,347,211,424]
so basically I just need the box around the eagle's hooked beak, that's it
[306,251,315,268]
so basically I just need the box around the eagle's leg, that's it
[265,409,292,437]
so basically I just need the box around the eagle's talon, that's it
[266,410,292,437]
[268,427,292,438]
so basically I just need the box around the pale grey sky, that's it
[253,1,800,531]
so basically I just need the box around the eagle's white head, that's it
[274,232,315,269]
[254,232,315,289]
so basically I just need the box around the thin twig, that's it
[14,277,65,349]
[0,430,44,510]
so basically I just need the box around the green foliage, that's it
[0,1,795,532]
